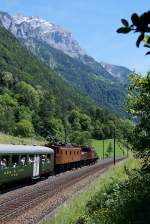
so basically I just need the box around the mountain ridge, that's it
[101,62,131,84]
[0,11,86,59]
[0,11,130,114]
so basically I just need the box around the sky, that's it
[0,0,150,73]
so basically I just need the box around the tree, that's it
[0,71,14,89]
[117,11,150,55]
[80,113,92,131]
[0,94,18,134]
[15,119,35,137]
[70,131,91,146]
[106,142,113,157]
[93,120,104,139]
[15,81,40,110]
[128,73,150,152]
[117,11,150,153]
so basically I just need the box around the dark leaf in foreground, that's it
[136,33,144,47]
[131,13,139,26]
[145,51,150,55]
[117,27,131,33]
[121,19,129,27]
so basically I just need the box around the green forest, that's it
[0,25,131,144]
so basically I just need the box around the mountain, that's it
[0,24,121,142]
[0,11,86,59]
[0,11,128,114]
[101,62,132,84]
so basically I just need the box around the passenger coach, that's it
[0,144,54,185]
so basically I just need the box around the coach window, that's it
[70,151,71,155]
[20,155,27,166]
[29,155,34,164]
[1,155,10,169]
[66,151,67,155]
[12,155,19,168]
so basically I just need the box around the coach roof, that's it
[0,144,54,154]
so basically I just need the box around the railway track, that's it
[0,158,125,224]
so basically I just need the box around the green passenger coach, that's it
[0,144,54,185]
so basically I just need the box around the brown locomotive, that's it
[51,144,98,172]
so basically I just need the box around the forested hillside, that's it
[0,25,127,144]
[0,12,128,114]
[27,40,127,114]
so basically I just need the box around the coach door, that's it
[33,155,40,177]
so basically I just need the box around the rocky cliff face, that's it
[101,62,132,83]
[0,11,86,59]
[0,11,114,78]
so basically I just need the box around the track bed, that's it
[0,158,124,224]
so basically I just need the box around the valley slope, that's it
[0,24,121,143]
[0,12,131,114]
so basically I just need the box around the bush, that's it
[70,131,91,146]
[15,119,35,137]
[76,168,150,224]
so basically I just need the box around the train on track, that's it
[0,144,98,185]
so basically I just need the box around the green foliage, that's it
[48,117,65,142]
[0,71,14,89]
[0,94,18,134]
[15,119,35,137]
[15,81,40,110]
[93,120,104,139]
[106,142,113,157]
[70,131,91,146]
[77,168,150,224]
[0,25,129,143]
[128,73,150,151]
[17,106,33,121]
[117,10,150,154]
[117,11,150,55]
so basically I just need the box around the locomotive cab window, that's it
[47,154,51,163]
[12,155,19,168]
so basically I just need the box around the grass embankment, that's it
[0,133,46,145]
[43,157,140,224]
[92,139,127,158]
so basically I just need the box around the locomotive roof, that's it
[0,144,54,155]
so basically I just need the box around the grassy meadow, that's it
[0,133,46,145]
[92,139,128,159]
